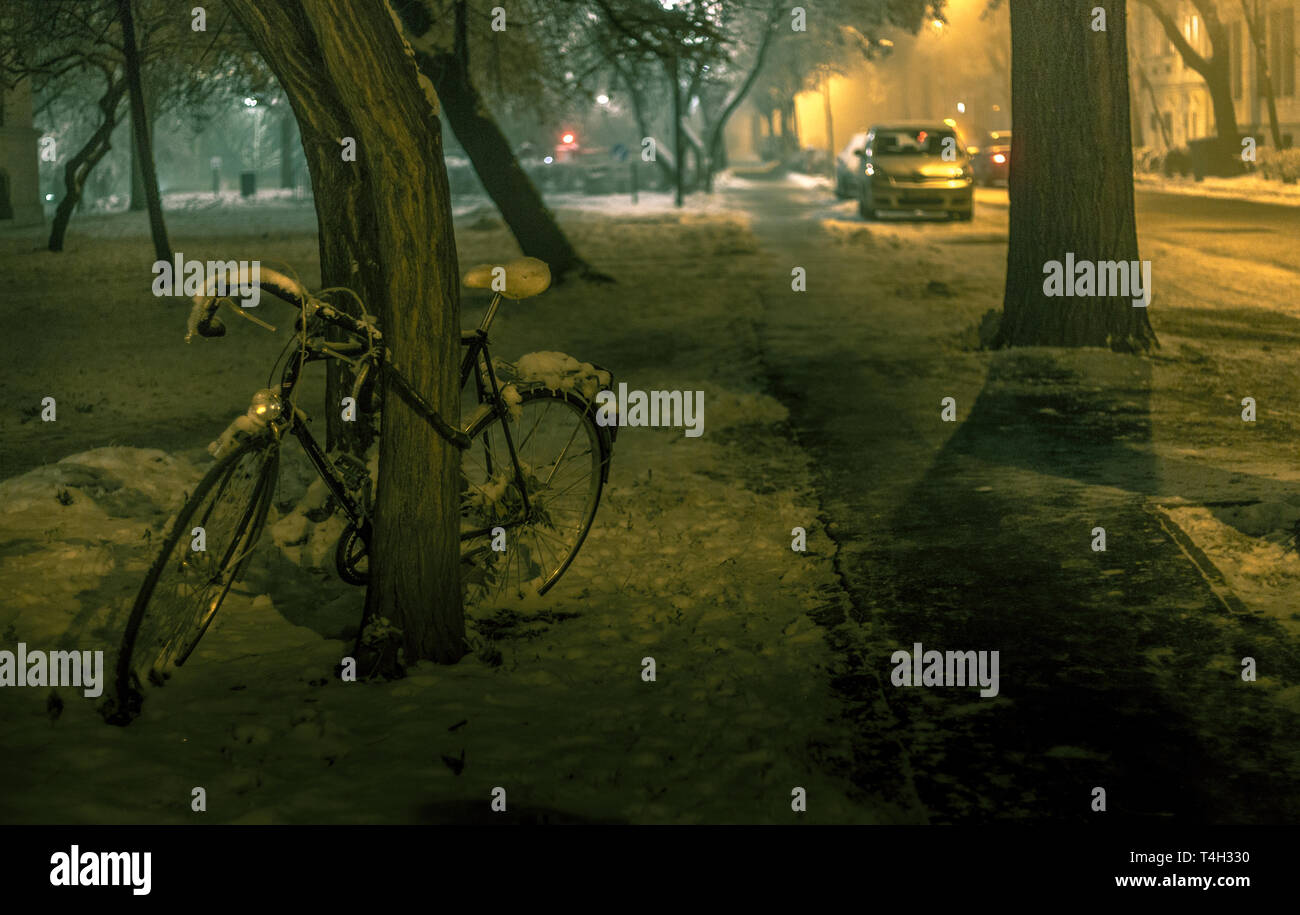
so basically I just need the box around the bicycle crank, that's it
[335,521,370,586]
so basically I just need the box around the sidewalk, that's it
[737,176,1300,822]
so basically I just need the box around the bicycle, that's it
[105,257,615,723]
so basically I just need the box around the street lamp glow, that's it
[544,156,553,164]
[243,96,257,107]
[957,102,966,114]
[596,94,609,105]
[561,133,575,144]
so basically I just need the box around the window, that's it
[871,129,959,157]
[1270,6,1295,97]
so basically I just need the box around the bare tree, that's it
[225,0,466,672]
[118,0,170,262]
[393,0,604,282]
[1135,0,1242,172]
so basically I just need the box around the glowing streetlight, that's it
[596,94,610,105]
[957,101,966,114]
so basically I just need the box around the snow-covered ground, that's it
[1134,172,1300,207]
[0,202,880,823]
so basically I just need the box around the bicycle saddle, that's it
[462,256,551,300]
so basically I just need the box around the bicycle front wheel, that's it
[109,435,279,720]
[461,389,605,598]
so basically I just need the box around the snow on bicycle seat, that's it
[462,256,551,300]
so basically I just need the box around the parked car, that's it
[857,122,974,221]
[834,131,869,198]
[970,129,1011,186]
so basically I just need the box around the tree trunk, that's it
[279,107,297,188]
[702,6,778,185]
[670,54,683,207]
[1203,59,1241,169]
[128,111,146,210]
[226,0,466,672]
[1138,0,1241,172]
[392,0,603,283]
[118,0,171,262]
[49,73,126,252]
[681,120,706,190]
[1241,1,1284,150]
[822,70,835,177]
[997,0,1156,352]
[617,62,674,187]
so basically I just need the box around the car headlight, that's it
[864,163,875,176]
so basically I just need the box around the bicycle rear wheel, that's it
[461,389,605,598]
[106,435,279,722]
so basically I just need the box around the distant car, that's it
[857,123,974,221]
[834,131,869,198]
[970,129,1011,186]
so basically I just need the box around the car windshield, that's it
[873,129,957,156]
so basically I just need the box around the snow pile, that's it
[1134,172,1300,207]
[696,384,788,431]
[0,447,197,523]
[0,448,204,657]
[1164,505,1300,643]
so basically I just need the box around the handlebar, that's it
[186,266,379,344]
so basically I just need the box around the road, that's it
[1133,189,1300,277]
[976,184,1300,277]
[731,176,1300,823]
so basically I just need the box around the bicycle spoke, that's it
[460,392,602,599]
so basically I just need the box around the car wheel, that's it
[834,175,847,199]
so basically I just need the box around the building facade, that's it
[1130,0,1298,151]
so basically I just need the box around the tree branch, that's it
[1137,0,1213,78]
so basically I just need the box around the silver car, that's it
[858,123,974,221]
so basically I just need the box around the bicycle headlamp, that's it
[249,389,283,423]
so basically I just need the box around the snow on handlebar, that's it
[185,266,316,342]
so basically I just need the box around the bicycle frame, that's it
[262,292,536,548]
